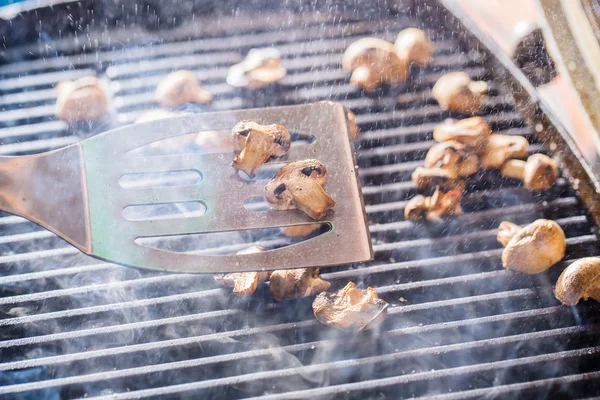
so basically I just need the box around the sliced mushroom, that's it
[498,219,566,274]
[424,141,479,178]
[232,120,291,178]
[342,37,409,92]
[280,224,322,237]
[269,268,330,301]
[432,72,488,114]
[213,246,270,296]
[312,282,388,331]
[55,76,109,122]
[227,48,287,90]
[480,134,529,170]
[404,188,462,221]
[394,27,433,67]
[554,258,600,306]
[264,159,335,220]
[432,117,490,149]
[500,154,558,191]
[411,167,466,194]
[346,108,360,139]
[155,70,213,108]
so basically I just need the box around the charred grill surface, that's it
[0,8,600,400]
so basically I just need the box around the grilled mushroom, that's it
[500,154,558,191]
[155,70,213,108]
[432,72,488,114]
[213,246,270,296]
[404,188,462,221]
[55,77,109,122]
[269,268,330,301]
[342,37,409,92]
[312,282,388,331]
[394,27,433,67]
[411,167,466,194]
[432,117,490,149]
[232,120,291,178]
[280,224,322,237]
[554,258,600,306]
[480,134,529,170]
[424,141,479,178]
[498,219,566,274]
[264,159,335,220]
[227,48,287,89]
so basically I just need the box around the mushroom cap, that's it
[312,282,388,331]
[554,258,600,306]
[264,159,335,220]
[55,76,109,122]
[394,27,433,67]
[501,219,566,274]
[432,117,491,149]
[432,72,488,114]
[426,189,463,220]
[269,268,330,301]
[523,154,558,190]
[424,141,479,178]
[155,70,213,108]
[342,37,409,90]
[227,47,287,89]
[404,195,429,221]
[410,166,466,194]
[480,134,529,170]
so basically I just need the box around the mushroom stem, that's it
[500,159,526,180]
[588,285,600,303]
[468,80,488,96]
[350,66,376,91]
[497,221,522,246]
[292,182,336,220]
[232,130,276,178]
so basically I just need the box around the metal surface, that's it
[0,2,599,399]
[0,103,371,273]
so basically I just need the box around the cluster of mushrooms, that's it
[211,120,387,332]
[405,116,559,221]
[342,28,433,92]
[54,48,287,123]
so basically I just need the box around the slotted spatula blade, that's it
[0,102,372,273]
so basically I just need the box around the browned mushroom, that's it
[312,282,388,331]
[424,141,479,178]
[404,188,462,221]
[155,70,213,108]
[213,246,270,296]
[497,219,566,274]
[342,37,410,92]
[346,108,360,139]
[227,48,286,89]
[500,154,558,191]
[394,28,433,67]
[554,258,600,306]
[411,167,466,194]
[480,134,529,170]
[432,72,488,114]
[55,76,109,122]
[264,159,335,220]
[269,268,330,301]
[280,224,322,237]
[432,117,490,149]
[231,120,291,178]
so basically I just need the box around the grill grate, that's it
[1,8,600,400]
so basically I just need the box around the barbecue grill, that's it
[1,0,600,398]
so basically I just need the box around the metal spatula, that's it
[0,102,372,273]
